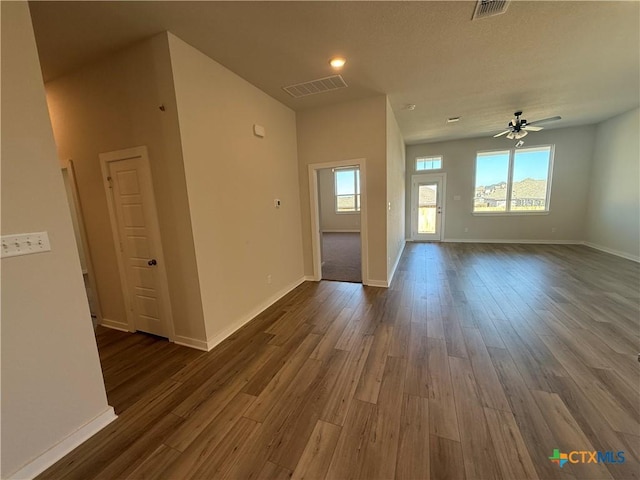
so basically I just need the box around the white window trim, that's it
[416,155,443,172]
[472,145,555,215]
[334,166,360,214]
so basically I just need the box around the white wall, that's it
[406,126,596,242]
[386,99,406,283]
[318,168,361,232]
[167,34,305,348]
[586,108,640,260]
[45,33,207,342]
[1,3,111,476]
[297,95,388,284]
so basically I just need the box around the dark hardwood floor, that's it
[39,243,640,480]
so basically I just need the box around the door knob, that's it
[148,259,157,266]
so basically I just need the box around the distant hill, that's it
[476,178,546,200]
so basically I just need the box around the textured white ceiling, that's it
[29,1,640,144]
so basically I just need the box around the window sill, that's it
[335,211,361,215]
[472,211,550,217]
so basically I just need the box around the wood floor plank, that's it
[449,356,503,480]
[388,305,412,358]
[325,399,377,479]
[404,320,429,398]
[124,444,182,480]
[426,337,460,442]
[256,461,293,480]
[487,346,575,480]
[310,306,354,360]
[429,435,466,480]
[244,333,321,422]
[395,395,430,480]
[441,305,468,358]
[164,391,255,452]
[354,322,392,403]
[461,327,512,412]
[484,407,540,480]
[320,335,374,426]
[358,356,406,480]
[291,420,342,480]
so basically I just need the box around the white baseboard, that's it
[8,407,117,480]
[387,241,406,287]
[173,335,210,352]
[582,241,640,263]
[443,238,582,245]
[303,275,318,282]
[202,276,307,352]
[365,279,388,288]
[321,229,361,233]
[99,318,130,332]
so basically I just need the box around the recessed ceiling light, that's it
[329,57,346,69]
[447,117,461,123]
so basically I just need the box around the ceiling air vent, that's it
[472,0,510,20]
[283,75,348,98]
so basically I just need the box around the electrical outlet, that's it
[551,227,557,233]
[464,227,469,233]
[267,274,272,284]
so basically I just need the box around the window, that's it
[416,156,443,171]
[473,146,553,213]
[335,167,360,213]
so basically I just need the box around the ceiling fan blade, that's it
[527,116,561,126]
[493,130,510,138]
[507,132,515,140]
[523,125,543,131]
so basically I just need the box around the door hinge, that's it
[106,176,113,188]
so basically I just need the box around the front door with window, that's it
[412,174,445,241]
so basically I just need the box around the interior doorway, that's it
[411,173,446,241]
[309,159,368,284]
[317,166,362,282]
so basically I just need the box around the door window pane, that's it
[418,183,437,234]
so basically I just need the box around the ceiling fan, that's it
[493,111,561,139]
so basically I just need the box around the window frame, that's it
[415,155,443,172]
[472,145,555,216]
[334,166,361,214]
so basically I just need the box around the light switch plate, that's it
[1,232,51,258]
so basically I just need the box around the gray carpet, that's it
[321,232,362,283]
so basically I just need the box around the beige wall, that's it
[1,3,110,476]
[406,125,596,242]
[318,168,361,231]
[586,108,640,259]
[386,98,406,282]
[167,34,304,345]
[45,33,206,341]
[297,95,388,284]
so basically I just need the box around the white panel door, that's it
[106,153,171,337]
[412,174,446,242]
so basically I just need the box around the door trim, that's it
[308,158,369,284]
[99,145,175,341]
[61,159,104,325]
[411,172,447,242]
